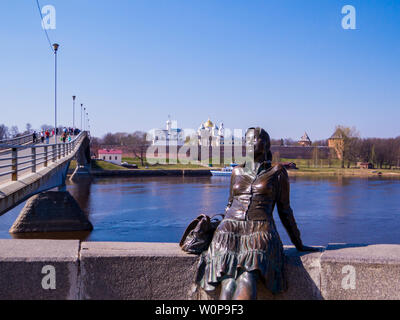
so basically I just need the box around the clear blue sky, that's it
[0,0,399,140]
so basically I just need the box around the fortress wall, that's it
[96,145,333,162]
[270,146,332,160]
[1,240,399,300]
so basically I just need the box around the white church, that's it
[152,118,229,147]
[197,118,225,147]
[152,118,185,146]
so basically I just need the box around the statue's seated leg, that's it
[220,276,236,300]
[232,270,259,300]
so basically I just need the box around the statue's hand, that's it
[297,245,320,252]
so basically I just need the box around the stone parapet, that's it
[321,244,400,300]
[0,240,80,300]
[0,240,399,300]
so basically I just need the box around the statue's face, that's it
[246,129,265,158]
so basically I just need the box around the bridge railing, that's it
[0,132,87,183]
[0,133,35,146]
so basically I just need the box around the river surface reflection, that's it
[1,176,400,245]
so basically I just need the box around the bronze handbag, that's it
[179,214,225,254]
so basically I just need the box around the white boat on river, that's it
[210,164,238,176]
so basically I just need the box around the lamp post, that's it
[53,43,59,145]
[72,96,76,130]
[84,107,86,131]
[81,104,83,131]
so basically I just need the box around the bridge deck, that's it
[0,132,89,215]
[0,136,57,184]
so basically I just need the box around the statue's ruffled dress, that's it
[196,163,303,294]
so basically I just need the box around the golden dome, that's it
[204,118,214,128]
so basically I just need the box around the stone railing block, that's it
[0,240,80,300]
[79,242,199,300]
[321,244,400,300]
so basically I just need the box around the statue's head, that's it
[245,127,272,162]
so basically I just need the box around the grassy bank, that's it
[121,157,209,170]
[70,159,209,171]
[69,160,128,171]
[279,157,400,177]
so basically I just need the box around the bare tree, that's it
[25,123,32,134]
[327,148,337,168]
[331,125,360,168]
[0,124,9,140]
[113,132,129,146]
[312,147,320,167]
[272,151,281,164]
[312,139,328,147]
[10,126,19,137]
[102,133,118,145]
[41,124,52,131]
[131,131,151,166]
[270,139,283,146]
[284,138,296,146]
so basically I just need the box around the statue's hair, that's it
[246,127,272,162]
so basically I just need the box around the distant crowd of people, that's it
[32,127,81,145]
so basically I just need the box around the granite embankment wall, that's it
[89,169,212,177]
[1,240,399,300]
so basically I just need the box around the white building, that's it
[197,119,225,147]
[152,119,185,146]
[98,149,123,165]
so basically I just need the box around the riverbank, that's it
[69,160,400,178]
[69,160,212,176]
[88,169,212,177]
[288,168,400,178]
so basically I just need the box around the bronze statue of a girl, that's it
[196,127,318,300]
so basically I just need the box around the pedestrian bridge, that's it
[0,131,90,215]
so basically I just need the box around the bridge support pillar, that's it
[9,191,93,234]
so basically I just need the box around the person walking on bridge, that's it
[45,130,50,144]
[40,131,44,144]
[62,132,67,143]
[32,131,37,144]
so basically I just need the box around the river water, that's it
[1,176,400,246]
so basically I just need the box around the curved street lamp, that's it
[72,96,76,129]
[53,43,59,145]
[81,104,84,131]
